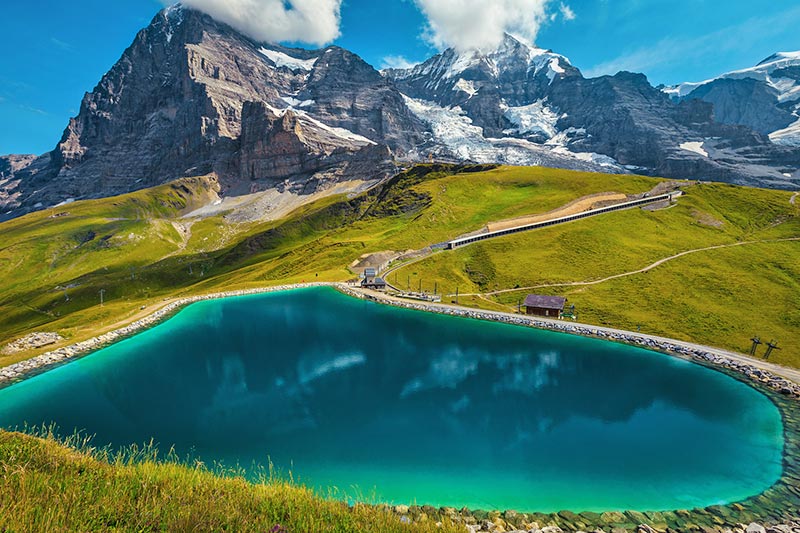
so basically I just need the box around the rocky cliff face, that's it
[2,10,798,221]
[665,52,800,147]
[0,6,417,220]
[387,36,799,188]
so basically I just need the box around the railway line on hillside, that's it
[445,191,682,249]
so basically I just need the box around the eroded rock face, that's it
[2,9,799,222]
[237,102,395,196]
[686,78,796,135]
[0,6,413,220]
[388,37,800,189]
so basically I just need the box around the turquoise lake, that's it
[0,287,784,512]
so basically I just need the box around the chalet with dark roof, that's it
[524,294,567,318]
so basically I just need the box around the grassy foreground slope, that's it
[0,164,798,368]
[0,430,460,533]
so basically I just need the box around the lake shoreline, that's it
[2,282,799,400]
[338,285,800,399]
[0,282,798,530]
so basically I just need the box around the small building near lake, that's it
[524,294,567,318]
[362,276,388,290]
[361,267,387,291]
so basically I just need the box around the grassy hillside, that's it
[0,164,798,369]
[0,429,460,533]
[389,181,800,366]
[1,164,799,530]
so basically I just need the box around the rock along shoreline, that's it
[0,282,799,532]
[337,285,800,400]
[0,283,334,384]
[2,281,798,398]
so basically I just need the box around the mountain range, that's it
[1,5,798,222]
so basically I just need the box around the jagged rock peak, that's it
[387,33,576,84]
[757,51,800,68]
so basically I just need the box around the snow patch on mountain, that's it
[445,50,495,79]
[402,94,621,170]
[664,51,800,103]
[545,127,586,147]
[281,96,315,108]
[402,95,491,159]
[769,118,800,146]
[298,113,377,145]
[546,58,565,83]
[680,141,709,158]
[259,48,318,72]
[264,102,376,146]
[502,100,559,138]
[662,83,704,100]
[453,78,478,97]
[549,148,620,169]
[402,94,546,164]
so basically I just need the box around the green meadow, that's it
[1,164,799,531]
[1,164,798,370]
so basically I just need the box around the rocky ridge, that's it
[387,36,800,189]
[0,6,421,222]
[665,52,800,146]
[2,8,799,223]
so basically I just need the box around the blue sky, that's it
[1,0,799,155]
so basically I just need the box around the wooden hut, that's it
[524,294,567,318]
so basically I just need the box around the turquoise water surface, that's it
[0,287,784,512]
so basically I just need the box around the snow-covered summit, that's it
[757,51,800,68]
[385,33,575,93]
[662,51,800,148]
[664,51,800,102]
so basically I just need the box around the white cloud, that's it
[166,0,343,46]
[380,55,419,70]
[413,0,554,52]
[559,3,575,21]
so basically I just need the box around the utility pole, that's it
[99,289,106,307]
[455,286,459,305]
[764,340,780,360]
[517,299,521,314]
[418,279,422,293]
[434,282,438,295]
[749,336,762,356]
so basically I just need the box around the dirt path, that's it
[487,192,627,232]
[160,220,194,260]
[456,237,800,297]
[791,193,798,206]
[381,250,441,290]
